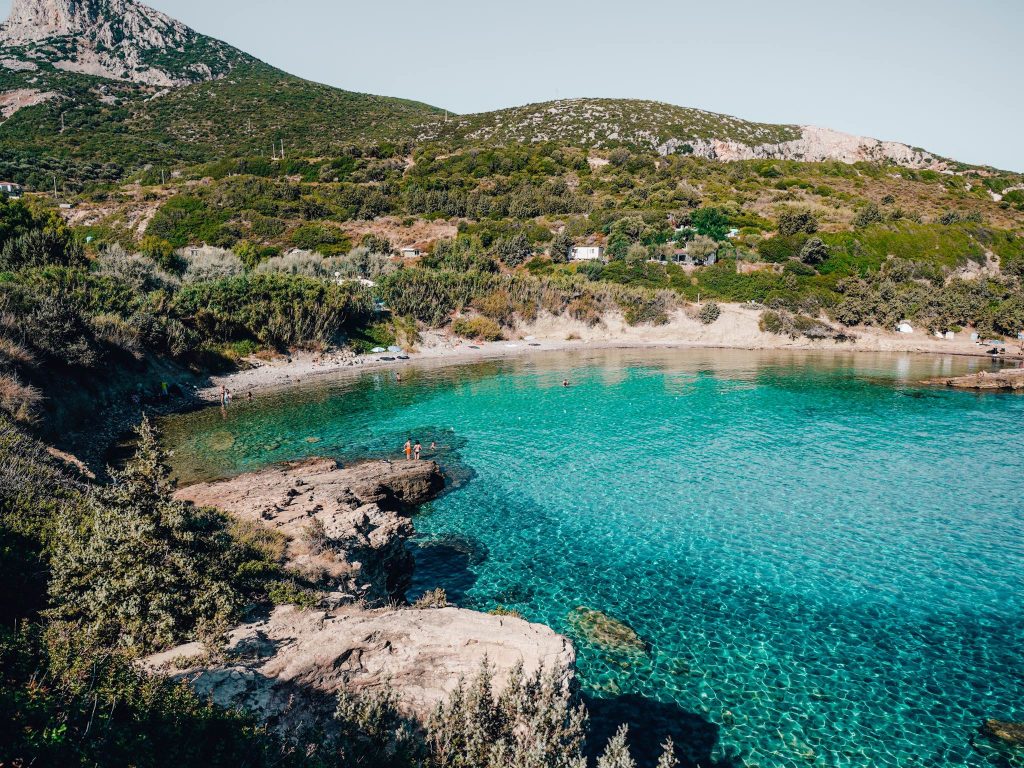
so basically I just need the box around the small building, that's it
[656,248,717,267]
[0,181,24,198]
[571,246,605,262]
[400,247,422,259]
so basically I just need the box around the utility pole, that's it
[53,175,58,198]
[280,139,285,159]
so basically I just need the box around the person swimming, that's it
[562,379,570,387]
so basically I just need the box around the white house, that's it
[571,246,605,262]
[0,181,23,198]
[400,247,422,259]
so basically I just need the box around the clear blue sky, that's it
[4,0,1022,170]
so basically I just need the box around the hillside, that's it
[420,98,948,169]
[0,0,250,86]
[0,0,445,189]
[0,0,1005,193]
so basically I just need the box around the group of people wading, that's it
[403,438,436,461]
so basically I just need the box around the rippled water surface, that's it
[162,349,1024,767]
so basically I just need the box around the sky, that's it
[3,0,1022,170]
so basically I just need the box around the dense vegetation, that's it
[2,6,1024,763]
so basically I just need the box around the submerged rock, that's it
[982,719,1024,746]
[175,457,444,605]
[144,604,575,732]
[567,606,647,654]
[928,369,1024,391]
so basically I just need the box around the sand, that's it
[200,304,1023,402]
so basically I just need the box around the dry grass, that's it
[0,372,43,423]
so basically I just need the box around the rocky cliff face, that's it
[0,0,248,86]
[660,125,945,170]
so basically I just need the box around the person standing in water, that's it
[414,441,422,461]
[404,439,412,461]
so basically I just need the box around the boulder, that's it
[144,604,575,733]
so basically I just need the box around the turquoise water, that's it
[162,350,1024,767]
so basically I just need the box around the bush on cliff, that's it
[0,623,317,768]
[47,418,244,653]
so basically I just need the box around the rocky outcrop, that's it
[0,0,247,86]
[660,126,945,170]
[175,458,445,605]
[928,368,1024,391]
[155,457,576,739]
[144,604,575,729]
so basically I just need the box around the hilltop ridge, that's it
[0,0,249,86]
[423,97,946,169]
[0,0,1010,186]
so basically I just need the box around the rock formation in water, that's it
[567,606,647,654]
[928,368,1024,391]
[175,457,445,605]
[160,457,576,735]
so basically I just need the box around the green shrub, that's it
[777,209,818,237]
[757,234,807,263]
[698,301,721,325]
[451,316,503,341]
[173,273,372,349]
[48,419,243,654]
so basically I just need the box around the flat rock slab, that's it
[145,604,575,728]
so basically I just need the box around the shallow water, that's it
[162,349,1024,767]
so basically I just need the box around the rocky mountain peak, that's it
[0,0,249,86]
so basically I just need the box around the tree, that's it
[550,232,574,263]
[690,208,729,241]
[0,228,86,271]
[777,209,818,237]
[360,233,394,255]
[687,234,719,262]
[799,237,829,265]
[140,236,182,274]
[48,418,241,654]
[427,662,588,768]
[625,242,649,265]
[494,234,533,268]
[656,739,679,768]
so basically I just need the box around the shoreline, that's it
[196,310,1023,404]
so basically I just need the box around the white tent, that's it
[897,322,914,334]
